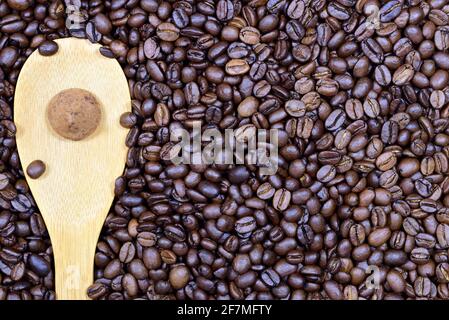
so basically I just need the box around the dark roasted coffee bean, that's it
[261,269,280,287]
[38,40,59,56]
[381,121,399,145]
[28,254,50,277]
[99,46,115,58]
[363,98,380,118]
[393,64,415,85]
[437,224,449,248]
[172,8,189,29]
[287,0,305,19]
[375,65,392,86]
[285,99,305,117]
[297,224,313,246]
[362,38,384,64]
[240,27,260,45]
[237,96,258,118]
[316,165,336,183]
[157,23,180,42]
[325,109,346,131]
[235,216,256,236]
[345,99,363,120]
[120,112,137,128]
[435,26,449,51]
[119,242,136,263]
[286,20,305,41]
[226,59,250,75]
[386,269,405,293]
[86,21,102,43]
[273,188,291,211]
[144,38,160,59]
[26,160,46,179]
[328,2,350,20]
[169,265,190,289]
[379,1,402,23]
[257,182,275,200]
[216,0,234,21]
[0,47,19,69]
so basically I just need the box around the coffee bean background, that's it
[2,0,449,300]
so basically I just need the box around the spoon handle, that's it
[51,222,97,300]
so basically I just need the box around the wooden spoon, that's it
[14,38,130,300]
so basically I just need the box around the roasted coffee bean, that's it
[317,78,339,96]
[257,182,275,200]
[435,26,449,51]
[93,13,112,35]
[325,109,346,131]
[381,120,399,145]
[99,47,114,58]
[379,1,402,23]
[137,232,157,247]
[349,224,365,246]
[26,160,46,179]
[285,99,306,117]
[430,90,446,109]
[261,269,280,287]
[144,38,160,59]
[235,216,256,235]
[376,152,397,171]
[86,21,101,43]
[239,27,260,45]
[287,0,305,19]
[287,21,305,42]
[119,242,136,264]
[328,2,350,20]
[38,40,58,56]
[28,254,50,277]
[238,96,258,118]
[273,189,291,211]
[363,98,380,118]
[156,23,180,42]
[316,165,336,183]
[225,59,250,75]
[368,228,392,247]
[393,64,415,85]
[216,0,234,21]
[386,269,406,293]
[120,112,137,128]
[169,265,190,289]
[437,224,449,248]
[345,99,363,120]
[362,38,384,64]
[403,218,421,236]
[375,65,392,86]
[436,263,449,283]
[297,225,314,246]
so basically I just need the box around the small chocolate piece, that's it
[47,88,102,141]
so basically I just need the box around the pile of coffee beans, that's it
[3,0,449,300]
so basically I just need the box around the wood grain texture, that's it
[14,38,130,300]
